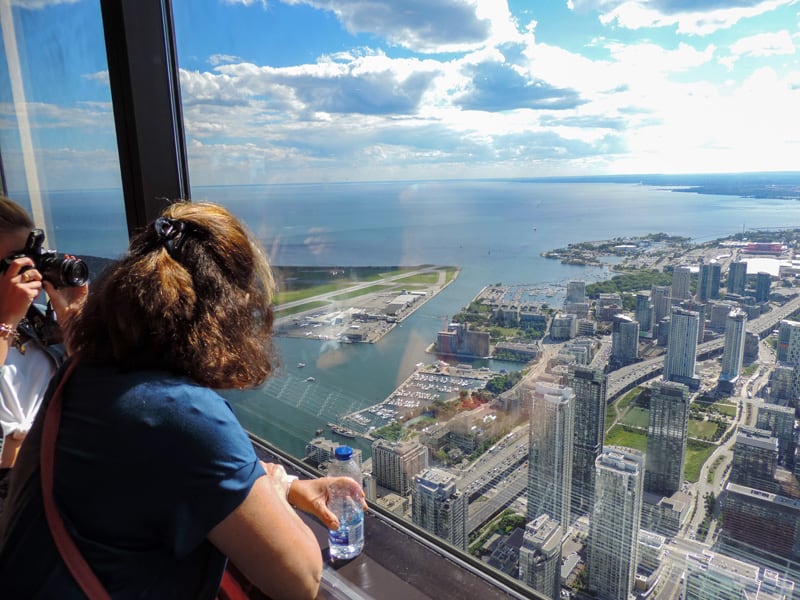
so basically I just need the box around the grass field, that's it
[684,442,716,482]
[616,388,641,413]
[605,424,717,482]
[688,419,720,440]
[606,387,642,433]
[330,284,390,301]
[274,300,329,317]
[621,406,650,429]
[605,404,616,432]
[604,425,647,452]
[711,402,736,418]
[394,272,439,284]
[274,282,353,304]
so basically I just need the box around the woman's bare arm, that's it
[208,473,323,600]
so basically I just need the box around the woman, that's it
[0,202,364,599]
[0,195,87,469]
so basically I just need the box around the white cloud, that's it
[208,53,244,66]
[221,0,268,7]
[163,1,800,180]
[730,29,796,57]
[0,101,115,130]
[83,70,109,85]
[279,0,518,53]
[719,29,795,68]
[569,0,795,35]
[181,49,444,117]
[10,0,81,9]
[174,9,798,182]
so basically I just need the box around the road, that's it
[467,468,527,533]
[686,337,778,537]
[606,293,800,401]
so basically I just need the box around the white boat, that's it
[305,376,315,382]
[329,423,356,438]
[297,362,306,368]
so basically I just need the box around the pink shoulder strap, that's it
[40,359,112,600]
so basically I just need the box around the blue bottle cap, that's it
[334,446,353,460]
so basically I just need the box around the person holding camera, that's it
[0,196,87,470]
[0,201,365,599]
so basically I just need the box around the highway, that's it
[606,292,800,401]
[467,467,527,533]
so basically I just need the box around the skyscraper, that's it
[709,301,735,333]
[722,482,800,563]
[645,380,690,495]
[635,291,652,337]
[651,285,672,326]
[411,467,468,550]
[372,438,429,496]
[611,314,639,365]
[527,381,575,532]
[698,262,721,301]
[756,403,796,467]
[730,426,779,491]
[519,514,562,600]
[756,271,772,302]
[719,309,747,385]
[568,364,607,520]
[566,280,586,304]
[727,260,747,296]
[588,447,644,600]
[663,307,700,386]
[684,551,796,600]
[775,319,800,400]
[680,299,706,343]
[671,265,692,301]
[777,319,800,363]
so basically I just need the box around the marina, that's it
[333,361,500,440]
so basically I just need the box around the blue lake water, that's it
[27,180,800,457]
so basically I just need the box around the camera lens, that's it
[40,256,89,287]
[61,258,89,287]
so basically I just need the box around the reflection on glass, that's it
[167,2,800,598]
[0,0,127,260]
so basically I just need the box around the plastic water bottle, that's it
[327,446,365,560]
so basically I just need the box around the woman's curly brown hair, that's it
[66,202,276,389]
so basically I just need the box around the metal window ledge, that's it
[250,437,540,600]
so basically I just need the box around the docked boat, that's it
[328,423,357,438]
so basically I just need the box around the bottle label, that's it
[348,519,364,545]
[329,510,364,546]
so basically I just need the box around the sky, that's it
[1,0,799,188]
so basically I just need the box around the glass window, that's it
[0,0,127,260]
[172,2,800,598]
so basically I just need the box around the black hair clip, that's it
[154,216,190,259]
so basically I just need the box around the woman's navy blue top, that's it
[0,363,265,599]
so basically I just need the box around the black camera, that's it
[2,229,89,288]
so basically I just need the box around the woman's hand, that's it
[288,476,367,531]
[43,278,88,326]
[0,257,42,326]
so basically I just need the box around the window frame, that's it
[100,0,190,237]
